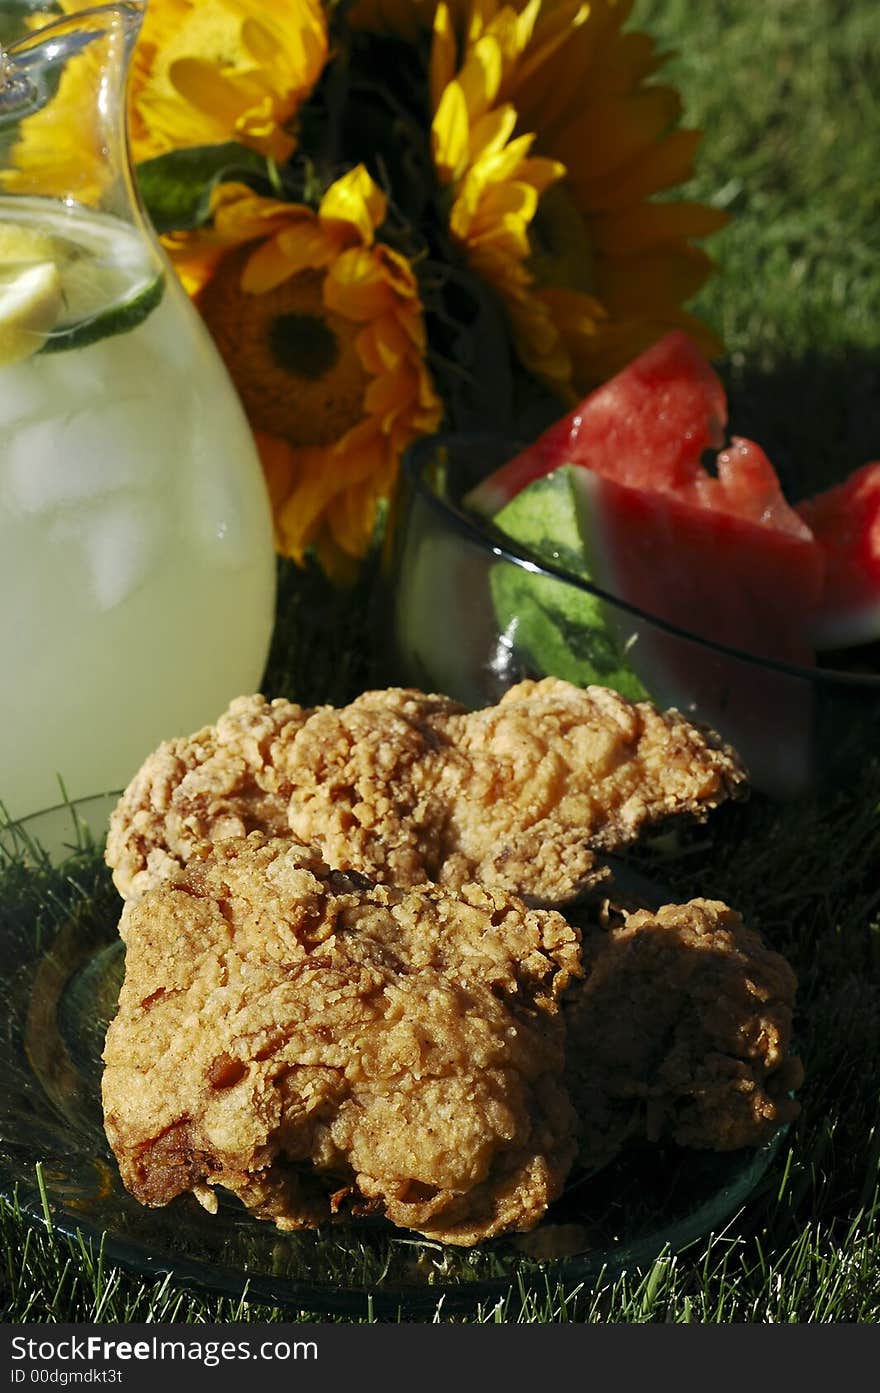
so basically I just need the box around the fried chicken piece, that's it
[434,682,745,902]
[564,899,802,1172]
[102,834,581,1246]
[107,678,746,904]
[106,695,307,900]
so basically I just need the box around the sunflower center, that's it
[268,313,339,380]
[196,253,371,448]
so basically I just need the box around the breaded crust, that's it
[564,898,802,1171]
[107,679,747,904]
[102,834,581,1246]
[105,695,308,901]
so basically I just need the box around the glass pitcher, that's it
[0,3,277,821]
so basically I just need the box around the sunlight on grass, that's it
[634,0,880,367]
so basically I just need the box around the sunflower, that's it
[166,166,442,581]
[130,0,328,163]
[359,0,726,398]
[3,0,328,199]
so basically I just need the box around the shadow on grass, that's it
[722,346,880,501]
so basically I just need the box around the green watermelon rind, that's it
[489,467,650,701]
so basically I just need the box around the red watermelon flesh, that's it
[572,467,815,794]
[575,463,820,664]
[797,462,880,649]
[467,330,727,516]
[692,438,815,533]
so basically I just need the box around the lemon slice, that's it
[41,262,164,355]
[0,260,63,366]
[0,222,58,263]
[0,204,164,361]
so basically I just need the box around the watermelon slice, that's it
[467,330,727,516]
[797,462,880,649]
[471,335,824,666]
[468,333,827,793]
[576,439,822,666]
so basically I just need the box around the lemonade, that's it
[0,197,277,820]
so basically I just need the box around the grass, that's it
[4,1205,880,1323]
[3,0,880,1325]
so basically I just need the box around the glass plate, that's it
[0,795,785,1317]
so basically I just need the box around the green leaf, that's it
[135,143,269,233]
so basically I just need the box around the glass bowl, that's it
[0,795,788,1318]
[378,434,880,797]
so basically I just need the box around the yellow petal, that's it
[517,155,566,196]
[469,126,535,188]
[430,2,458,112]
[513,0,544,59]
[241,4,326,91]
[457,33,503,123]
[432,79,470,184]
[510,1,625,137]
[134,88,234,155]
[507,0,589,103]
[242,223,333,293]
[375,245,422,300]
[467,0,498,46]
[357,315,411,374]
[468,105,519,163]
[255,431,298,521]
[326,448,386,559]
[276,450,339,558]
[319,165,388,246]
[209,183,306,244]
[468,182,539,255]
[162,239,225,297]
[324,247,395,321]
[168,57,252,125]
[365,364,420,431]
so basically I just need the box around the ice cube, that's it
[3,394,174,515]
[0,360,54,427]
[50,495,164,610]
[0,337,116,430]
